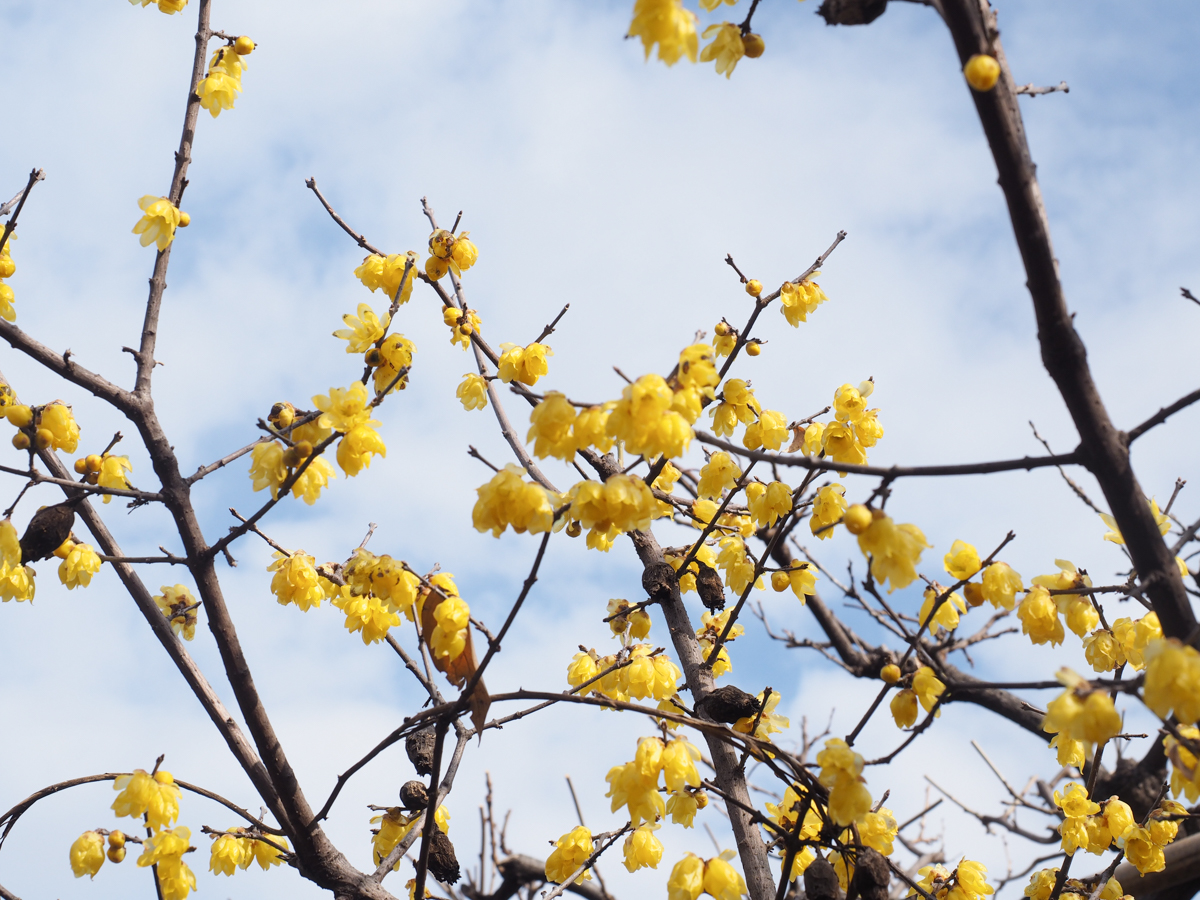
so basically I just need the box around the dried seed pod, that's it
[853,847,891,900]
[399,780,429,811]
[19,495,85,562]
[695,685,761,724]
[695,561,727,613]
[817,0,887,26]
[405,727,436,776]
[805,857,841,900]
[427,826,460,885]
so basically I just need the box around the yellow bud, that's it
[6,404,32,427]
[458,321,474,336]
[0,258,14,278]
[233,35,255,55]
[714,321,732,336]
[745,341,761,357]
[154,770,174,785]
[294,440,313,458]
[566,521,582,538]
[53,539,75,559]
[963,582,986,608]
[12,431,29,450]
[106,845,126,863]
[177,211,190,227]
[86,471,99,484]
[74,458,89,475]
[771,571,790,592]
[364,348,382,367]
[843,504,873,535]
[86,454,104,473]
[443,306,462,327]
[695,791,708,809]
[964,54,1001,92]
[881,663,901,684]
[35,428,53,449]
[108,831,126,849]
[742,33,765,59]
[745,279,763,297]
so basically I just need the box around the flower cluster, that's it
[497,342,553,386]
[473,464,556,536]
[910,859,994,900]
[667,851,747,900]
[816,737,872,826]
[606,736,703,831]
[197,42,251,117]
[425,228,478,280]
[568,644,680,704]
[371,806,450,870]
[0,237,16,321]
[567,474,661,551]
[545,825,595,884]
[208,829,288,876]
[856,510,930,592]
[355,251,420,304]
[1042,669,1122,767]
[778,277,830,326]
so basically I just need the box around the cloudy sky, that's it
[1,0,1198,898]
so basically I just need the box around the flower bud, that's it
[771,571,790,592]
[566,521,582,538]
[106,845,126,864]
[843,504,873,535]
[6,404,32,427]
[745,279,763,297]
[364,348,383,367]
[964,54,1001,92]
[54,539,75,559]
[234,35,255,55]
[745,341,761,357]
[12,432,29,450]
[74,458,89,475]
[0,258,14,278]
[35,428,53,449]
[880,663,901,684]
[742,34,765,59]
[714,321,732,336]
[86,454,104,473]
[963,582,986,608]
[269,402,295,430]
[154,770,174,785]
[177,211,190,227]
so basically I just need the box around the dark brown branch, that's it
[1125,388,1200,445]
[534,304,570,344]
[186,436,267,485]
[938,0,1196,642]
[305,178,385,256]
[696,431,1079,478]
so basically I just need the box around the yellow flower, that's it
[980,562,1023,610]
[473,464,555,537]
[623,824,664,872]
[248,442,287,497]
[113,768,181,830]
[697,452,742,500]
[497,342,553,386]
[700,23,745,77]
[154,584,198,641]
[70,831,105,879]
[372,808,448,869]
[337,422,386,476]
[833,383,867,424]
[1112,612,1162,670]
[778,279,829,326]
[132,195,183,250]
[783,560,816,602]
[268,551,324,611]
[822,421,867,469]
[1119,826,1165,874]
[913,666,945,714]
[817,737,871,826]
[197,46,247,117]
[1165,725,1200,801]
[1043,671,1122,749]
[1144,638,1200,725]
[1017,586,1064,646]
[703,854,748,900]
[545,825,594,884]
[734,689,790,741]
[943,540,981,580]
[456,373,488,410]
[661,738,702,792]
[0,519,20,568]
[444,306,482,348]
[333,592,400,644]
[95,453,133,503]
[568,474,658,548]
[373,332,416,396]
[0,558,35,602]
[746,480,792,528]
[608,374,693,459]
[1083,629,1124,672]
[891,689,918,728]
[333,303,390,353]
[810,483,846,539]
[138,826,197,900]
[605,760,665,826]
[209,833,248,875]
[628,0,698,66]
[38,402,80,453]
[859,807,899,855]
[528,391,578,460]
[574,404,614,453]
[129,0,189,13]
[666,790,706,827]
[1098,497,1172,544]
[354,251,420,303]
[919,587,967,635]
[668,853,706,900]
[857,512,930,592]
[431,594,470,661]
[314,381,372,433]
[58,542,102,589]
[743,409,788,452]
[292,455,336,505]
[567,650,601,694]
[716,534,763,595]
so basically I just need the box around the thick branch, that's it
[938,0,1195,642]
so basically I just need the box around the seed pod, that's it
[853,847,891,900]
[19,495,85,562]
[426,826,460,885]
[694,561,726,613]
[406,727,436,776]
[805,857,841,900]
[399,780,429,811]
[696,685,761,724]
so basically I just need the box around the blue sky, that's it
[0,1,1198,897]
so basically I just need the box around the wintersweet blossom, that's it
[132,196,184,251]
[628,0,698,66]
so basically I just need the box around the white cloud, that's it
[0,1,1197,897]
